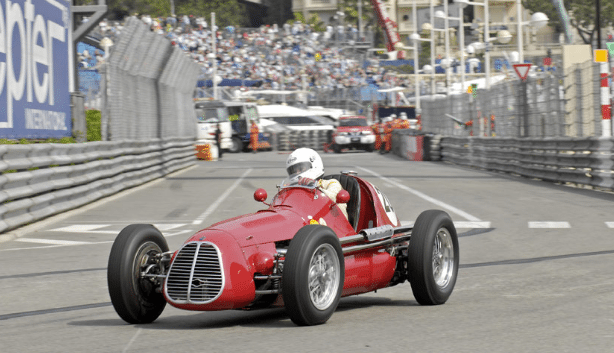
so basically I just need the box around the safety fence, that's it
[421,61,603,138]
[271,130,333,152]
[439,136,614,190]
[0,138,196,233]
[101,17,201,141]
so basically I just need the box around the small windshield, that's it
[196,107,229,123]
[279,176,318,190]
[339,118,368,127]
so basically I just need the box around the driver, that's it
[286,148,348,220]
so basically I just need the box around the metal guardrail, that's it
[0,138,196,233]
[273,130,333,151]
[440,137,614,190]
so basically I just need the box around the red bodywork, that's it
[163,175,400,311]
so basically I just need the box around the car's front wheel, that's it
[282,225,344,326]
[407,210,459,305]
[107,224,169,324]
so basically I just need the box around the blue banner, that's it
[0,0,72,139]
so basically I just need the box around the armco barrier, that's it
[0,138,196,233]
[273,130,333,151]
[440,137,614,190]
[391,130,442,161]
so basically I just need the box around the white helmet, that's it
[286,148,324,180]
[390,114,397,119]
[400,112,408,120]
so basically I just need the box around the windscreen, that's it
[339,118,368,127]
[196,108,229,123]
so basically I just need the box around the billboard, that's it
[0,0,73,139]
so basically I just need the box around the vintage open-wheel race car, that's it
[107,172,459,326]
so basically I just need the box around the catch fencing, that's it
[440,136,614,191]
[0,138,195,233]
[100,17,201,141]
[421,61,603,138]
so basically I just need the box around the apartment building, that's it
[292,0,555,57]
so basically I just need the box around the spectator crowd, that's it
[84,14,408,97]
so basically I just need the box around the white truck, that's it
[194,100,233,150]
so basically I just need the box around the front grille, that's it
[165,242,224,304]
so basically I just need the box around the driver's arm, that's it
[318,179,348,219]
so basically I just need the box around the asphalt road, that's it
[1,150,613,352]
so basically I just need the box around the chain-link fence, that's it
[421,61,604,138]
[97,17,201,141]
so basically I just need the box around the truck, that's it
[194,100,233,150]
[224,101,272,153]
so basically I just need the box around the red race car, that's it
[107,172,459,326]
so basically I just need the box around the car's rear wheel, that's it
[407,210,458,305]
[108,224,169,324]
[333,144,341,153]
[282,225,344,326]
[365,143,374,152]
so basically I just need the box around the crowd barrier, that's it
[440,136,614,190]
[0,138,196,233]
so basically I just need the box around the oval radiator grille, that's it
[165,242,224,304]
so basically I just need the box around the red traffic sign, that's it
[513,63,531,81]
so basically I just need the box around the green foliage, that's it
[289,12,326,32]
[418,30,432,69]
[86,110,102,141]
[0,137,76,144]
[104,0,248,27]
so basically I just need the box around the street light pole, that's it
[212,12,217,100]
[484,0,490,89]
[430,0,436,95]
[516,0,523,63]
[413,0,420,111]
[458,3,465,91]
[444,0,451,95]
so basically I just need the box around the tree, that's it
[98,0,248,27]
[523,0,614,47]
[289,12,327,32]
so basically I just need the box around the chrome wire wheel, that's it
[432,227,454,288]
[308,243,341,310]
[132,242,162,297]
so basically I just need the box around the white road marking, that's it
[357,166,482,222]
[50,223,187,234]
[50,224,111,232]
[528,222,571,228]
[401,221,491,228]
[123,328,142,353]
[3,230,193,252]
[606,222,614,228]
[16,238,93,246]
[192,168,253,225]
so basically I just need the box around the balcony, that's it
[397,0,432,7]
[305,0,338,9]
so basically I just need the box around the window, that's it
[339,118,368,127]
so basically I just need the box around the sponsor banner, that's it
[0,0,72,138]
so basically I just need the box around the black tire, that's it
[365,144,374,152]
[108,224,169,324]
[333,144,341,153]
[407,210,459,305]
[282,225,344,326]
[229,137,242,153]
